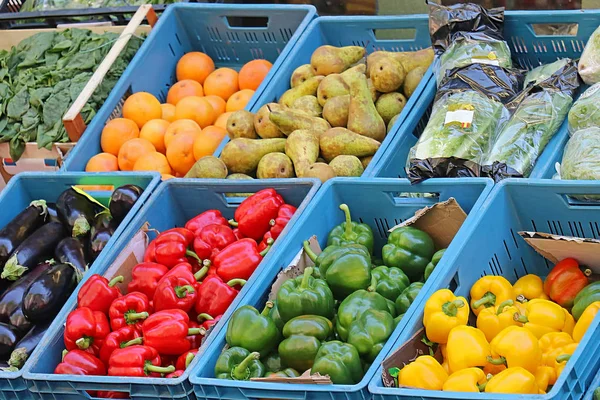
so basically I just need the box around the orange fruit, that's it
[204,95,227,116]
[117,138,156,171]
[193,126,227,160]
[161,174,175,181]
[176,52,215,84]
[161,103,176,122]
[85,153,119,172]
[164,119,202,148]
[214,112,233,129]
[133,152,173,175]
[226,89,255,112]
[140,119,170,154]
[239,59,272,90]
[166,80,204,105]
[122,92,162,129]
[100,118,140,156]
[166,133,196,176]
[203,68,239,100]
[174,96,216,128]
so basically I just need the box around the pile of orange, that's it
[86,52,272,179]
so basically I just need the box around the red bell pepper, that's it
[141,309,202,355]
[175,349,198,371]
[186,321,203,349]
[198,314,222,332]
[213,238,272,281]
[193,224,236,261]
[231,189,285,241]
[64,307,110,355]
[232,228,245,241]
[166,370,184,378]
[143,240,157,263]
[153,229,200,268]
[158,262,207,286]
[544,258,591,308]
[99,326,141,365]
[55,349,106,376]
[127,262,168,299]
[153,275,197,313]
[194,276,246,317]
[78,275,123,314]
[257,204,296,251]
[185,210,229,235]
[96,391,130,399]
[108,345,174,377]
[109,292,151,331]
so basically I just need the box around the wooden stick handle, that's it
[63,4,158,142]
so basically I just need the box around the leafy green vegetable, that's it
[0,29,143,160]
[438,40,512,84]
[568,83,600,134]
[561,128,600,187]
[523,59,569,87]
[579,26,600,85]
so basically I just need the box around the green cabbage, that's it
[568,83,600,134]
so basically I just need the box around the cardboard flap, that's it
[251,370,332,384]
[103,224,149,292]
[389,198,467,249]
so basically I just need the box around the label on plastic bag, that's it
[444,109,474,128]
[580,83,600,99]
[472,52,500,66]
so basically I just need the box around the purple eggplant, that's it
[56,188,97,238]
[55,237,87,278]
[109,184,143,223]
[0,201,47,268]
[8,322,50,369]
[0,323,22,359]
[0,262,52,323]
[45,203,61,224]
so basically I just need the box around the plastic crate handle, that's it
[61,4,158,142]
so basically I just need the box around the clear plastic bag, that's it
[568,83,600,135]
[579,26,600,85]
[560,128,600,201]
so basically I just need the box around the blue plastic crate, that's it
[583,368,600,400]
[0,171,159,400]
[369,179,600,400]
[189,177,494,400]
[365,10,600,180]
[22,178,320,400]
[61,3,316,172]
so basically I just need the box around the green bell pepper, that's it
[594,387,600,400]
[424,248,446,281]
[214,347,266,380]
[347,309,395,362]
[369,266,410,301]
[269,301,285,332]
[382,226,435,282]
[395,282,424,315]
[267,368,300,378]
[276,267,335,322]
[279,315,333,372]
[226,304,280,356]
[394,313,405,326]
[573,281,600,320]
[327,204,374,254]
[311,341,363,384]
[261,352,283,373]
[336,290,394,341]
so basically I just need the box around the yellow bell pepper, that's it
[446,326,491,371]
[515,299,573,339]
[535,366,557,391]
[484,367,539,394]
[539,332,574,357]
[439,344,451,374]
[483,361,506,376]
[470,276,514,316]
[397,355,448,390]
[443,368,489,392]
[513,274,549,302]
[423,289,469,344]
[488,326,541,373]
[476,300,523,342]
[572,301,600,342]
[553,343,578,378]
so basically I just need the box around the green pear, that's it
[310,45,366,76]
[317,74,349,106]
[185,156,228,178]
[322,95,350,127]
[403,66,427,98]
[254,103,285,139]
[375,92,407,124]
[343,63,367,75]
[290,64,316,88]
[343,71,386,142]
[225,173,254,197]
[220,138,286,174]
[370,57,406,93]
[366,51,390,76]
[304,162,336,183]
[320,127,380,162]
[285,129,319,177]
[367,48,433,76]
[269,108,331,136]
[293,95,322,117]
[367,78,379,102]
[227,110,257,139]
[360,155,373,169]
[329,155,364,177]
[279,75,324,108]
[387,114,400,134]
[257,153,295,179]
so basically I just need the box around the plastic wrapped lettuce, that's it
[561,128,600,192]
[482,59,579,180]
[579,25,600,85]
[568,83,600,134]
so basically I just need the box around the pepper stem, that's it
[121,337,143,348]
[175,285,195,298]
[145,362,175,376]
[186,249,201,263]
[197,313,214,322]
[513,313,528,323]
[442,299,465,317]
[262,301,274,316]
[339,204,357,240]
[303,240,318,263]
[232,352,260,380]
[269,219,276,227]
[195,265,209,281]
[109,276,124,287]
[62,349,68,362]
[477,382,488,392]
[556,354,571,363]
[300,267,313,290]
[188,328,203,336]
[496,300,514,315]
[227,279,246,287]
[584,268,593,277]
[259,238,274,257]
[125,311,149,324]
[76,337,91,350]
[516,294,527,303]
[367,275,378,292]
[228,219,238,227]
[472,292,497,309]
[486,356,507,366]
[185,352,195,368]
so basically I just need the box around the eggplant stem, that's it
[1,254,28,281]
[8,347,28,369]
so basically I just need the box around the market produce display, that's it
[0,184,144,371]
[0,29,143,161]
[387,257,600,395]
[85,52,273,179]
[214,203,446,384]
[20,0,180,11]
[53,189,296,383]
